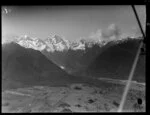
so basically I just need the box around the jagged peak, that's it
[2,34,142,52]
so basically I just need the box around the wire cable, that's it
[131,5,146,38]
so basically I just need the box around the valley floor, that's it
[2,80,145,113]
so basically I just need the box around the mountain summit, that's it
[15,35,46,51]
[45,35,70,52]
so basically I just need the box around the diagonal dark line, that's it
[117,5,146,112]
[131,5,146,39]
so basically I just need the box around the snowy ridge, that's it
[71,41,85,50]
[2,34,142,52]
[41,35,70,52]
[16,35,46,51]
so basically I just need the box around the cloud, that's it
[102,24,121,40]
[89,29,102,40]
[89,24,121,41]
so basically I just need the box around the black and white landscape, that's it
[2,6,146,112]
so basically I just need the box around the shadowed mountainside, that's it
[42,42,113,73]
[84,39,145,82]
[2,43,86,90]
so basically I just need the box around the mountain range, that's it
[2,34,114,73]
[2,34,145,91]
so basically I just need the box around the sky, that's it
[2,5,146,42]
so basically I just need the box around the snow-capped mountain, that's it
[70,38,108,50]
[44,35,70,52]
[2,34,143,53]
[2,34,144,81]
[15,35,46,51]
[11,34,70,52]
[4,34,107,52]
[70,41,85,50]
